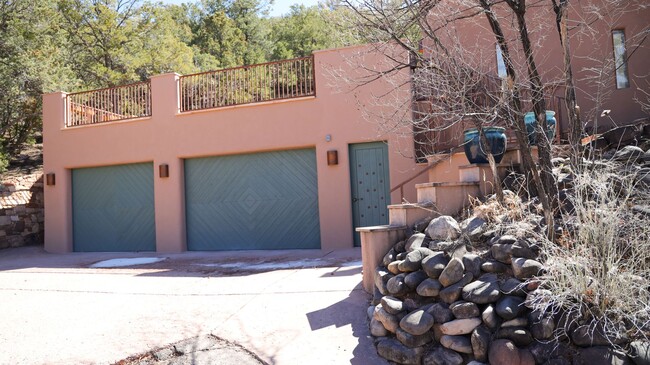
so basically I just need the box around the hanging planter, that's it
[524,111,557,145]
[463,127,507,164]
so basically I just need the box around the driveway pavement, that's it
[0,246,387,365]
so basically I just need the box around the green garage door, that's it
[72,163,156,252]
[185,149,321,250]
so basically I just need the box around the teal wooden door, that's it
[350,142,390,247]
[185,149,321,250]
[72,163,156,252]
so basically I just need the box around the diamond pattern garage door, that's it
[185,149,321,250]
[72,163,156,252]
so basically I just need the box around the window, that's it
[496,44,507,78]
[612,30,630,89]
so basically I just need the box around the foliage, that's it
[269,4,353,60]
[529,160,650,343]
[0,0,73,173]
[0,0,359,169]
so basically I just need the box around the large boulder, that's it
[422,252,449,279]
[439,318,482,335]
[576,346,631,365]
[387,273,410,295]
[496,295,526,320]
[460,216,487,241]
[381,296,404,315]
[512,258,543,280]
[462,274,501,304]
[471,325,491,362]
[400,310,435,336]
[370,318,388,337]
[440,335,473,354]
[396,327,433,348]
[439,273,474,303]
[376,338,425,365]
[417,278,443,297]
[422,347,463,365]
[570,324,628,347]
[630,341,650,365]
[426,216,461,241]
[612,145,645,163]
[374,305,400,333]
[489,339,520,365]
[439,258,465,287]
[404,270,429,290]
[450,301,480,319]
[425,303,454,323]
[399,248,433,272]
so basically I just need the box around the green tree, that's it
[0,0,73,171]
[57,0,196,87]
[191,9,247,68]
[270,5,332,60]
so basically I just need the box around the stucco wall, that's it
[43,45,425,253]
[421,1,650,135]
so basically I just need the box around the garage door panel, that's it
[185,149,321,251]
[72,163,156,252]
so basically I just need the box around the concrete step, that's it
[387,201,437,227]
[415,181,481,216]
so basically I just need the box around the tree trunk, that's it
[553,0,583,167]
[474,122,504,203]
[510,3,557,240]
[481,0,557,240]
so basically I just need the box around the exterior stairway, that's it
[358,146,536,293]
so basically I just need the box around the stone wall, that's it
[369,212,646,365]
[0,172,44,249]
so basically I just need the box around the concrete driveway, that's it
[0,246,387,365]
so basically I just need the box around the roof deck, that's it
[65,56,315,127]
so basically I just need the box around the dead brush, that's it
[527,159,650,345]
[469,190,527,225]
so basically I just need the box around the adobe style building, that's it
[415,2,649,154]
[42,3,648,254]
[42,46,426,253]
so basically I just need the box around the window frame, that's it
[612,29,630,89]
[495,44,507,79]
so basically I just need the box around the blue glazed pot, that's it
[463,127,507,164]
[524,111,556,145]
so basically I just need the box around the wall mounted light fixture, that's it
[46,173,56,186]
[327,150,338,166]
[159,164,169,178]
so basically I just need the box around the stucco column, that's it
[43,92,73,253]
[150,73,186,252]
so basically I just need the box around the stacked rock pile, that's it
[368,214,647,365]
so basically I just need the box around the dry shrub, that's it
[528,160,650,344]
[471,190,527,224]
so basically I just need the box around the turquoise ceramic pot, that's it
[524,111,556,145]
[463,127,507,164]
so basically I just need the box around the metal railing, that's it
[66,81,152,127]
[179,56,316,112]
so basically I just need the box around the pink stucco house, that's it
[43,2,649,254]
[43,46,427,253]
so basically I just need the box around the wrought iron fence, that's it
[180,56,315,112]
[66,81,152,127]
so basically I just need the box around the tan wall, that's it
[421,1,649,137]
[43,46,423,253]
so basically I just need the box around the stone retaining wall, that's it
[369,212,648,365]
[0,172,44,249]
